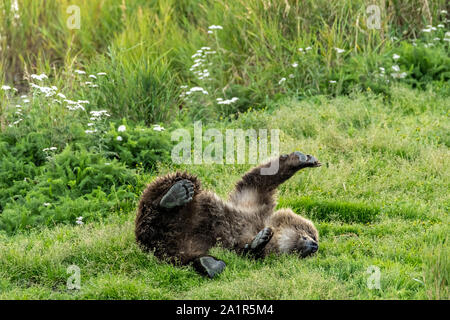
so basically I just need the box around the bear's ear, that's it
[309,226,319,242]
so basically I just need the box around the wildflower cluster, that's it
[179,41,219,101]
[279,45,348,86]
[76,216,84,225]
[419,12,449,47]
[178,25,240,112]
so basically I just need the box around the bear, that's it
[135,151,321,278]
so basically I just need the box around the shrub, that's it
[0,146,141,234]
[100,122,172,171]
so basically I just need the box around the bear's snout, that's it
[308,240,318,253]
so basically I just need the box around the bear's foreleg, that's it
[242,227,274,259]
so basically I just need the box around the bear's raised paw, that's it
[160,179,194,209]
[292,151,321,168]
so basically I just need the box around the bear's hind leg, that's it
[230,151,321,209]
[160,179,194,209]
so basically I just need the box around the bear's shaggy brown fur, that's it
[135,151,321,277]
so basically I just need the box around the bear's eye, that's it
[302,236,307,240]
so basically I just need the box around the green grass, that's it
[0,86,448,299]
[0,0,448,300]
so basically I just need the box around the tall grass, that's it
[1,0,448,124]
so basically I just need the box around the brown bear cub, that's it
[135,151,321,278]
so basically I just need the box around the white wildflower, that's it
[292,62,298,68]
[217,97,239,105]
[90,110,110,118]
[393,54,400,60]
[116,136,123,141]
[118,125,126,132]
[334,47,345,54]
[278,77,286,85]
[153,124,165,132]
[97,72,107,76]
[1,85,11,90]
[391,72,407,79]
[75,70,86,75]
[392,65,400,72]
[30,74,48,81]
[76,216,84,225]
[186,87,208,95]
[208,25,223,30]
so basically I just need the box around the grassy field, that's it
[0,0,449,300]
[0,86,448,299]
